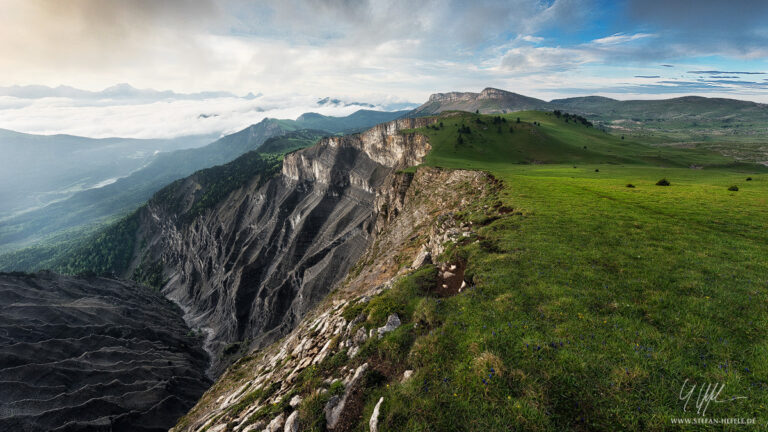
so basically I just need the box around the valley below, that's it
[0,272,211,431]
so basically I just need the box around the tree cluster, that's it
[553,110,593,127]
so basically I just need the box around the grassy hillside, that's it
[412,111,749,168]
[348,111,768,430]
[290,109,410,133]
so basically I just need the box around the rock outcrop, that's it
[410,87,550,116]
[128,118,437,375]
[0,272,210,432]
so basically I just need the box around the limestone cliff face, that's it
[130,118,437,376]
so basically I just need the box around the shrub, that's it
[328,380,345,396]
[364,369,387,388]
[656,178,670,186]
[299,391,331,431]
[413,298,442,329]
[728,185,739,191]
[342,301,366,322]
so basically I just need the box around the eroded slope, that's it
[0,272,210,432]
[171,167,499,432]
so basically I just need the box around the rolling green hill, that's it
[410,88,768,154]
[552,95,768,143]
[410,111,753,169]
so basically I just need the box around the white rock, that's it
[412,248,431,268]
[240,421,265,432]
[264,412,285,432]
[289,394,303,408]
[325,363,369,429]
[377,314,401,338]
[283,411,299,432]
[401,370,414,382]
[353,327,368,345]
[369,397,384,432]
[348,346,360,358]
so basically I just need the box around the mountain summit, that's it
[412,87,549,115]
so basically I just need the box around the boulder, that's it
[289,395,303,409]
[377,314,401,338]
[264,412,285,432]
[412,248,432,268]
[353,327,368,345]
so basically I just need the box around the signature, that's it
[679,379,747,416]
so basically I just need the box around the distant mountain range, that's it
[410,87,768,140]
[0,109,408,254]
[0,130,216,219]
[4,87,768,258]
[0,83,246,101]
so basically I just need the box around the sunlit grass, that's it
[349,112,768,431]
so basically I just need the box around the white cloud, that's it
[0,94,396,139]
[521,35,545,43]
[499,47,596,73]
[591,33,655,45]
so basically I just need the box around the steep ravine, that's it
[126,118,438,376]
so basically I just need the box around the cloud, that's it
[625,0,768,58]
[1,0,768,119]
[592,33,654,45]
[635,75,660,79]
[0,92,412,139]
[688,70,766,75]
[0,84,240,101]
[0,0,591,95]
[499,46,595,73]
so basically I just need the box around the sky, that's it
[1,0,768,138]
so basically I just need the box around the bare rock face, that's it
[0,272,210,432]
[130,118,437,375]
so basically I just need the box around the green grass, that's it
[349,112,768,430]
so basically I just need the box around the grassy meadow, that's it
[342,111,768,430]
